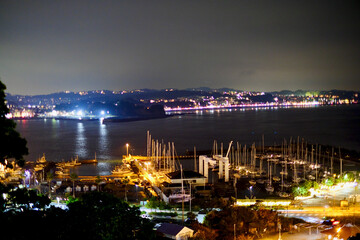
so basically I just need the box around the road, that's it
[277,182,360,223]
[301,182,358,207]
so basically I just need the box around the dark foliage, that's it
[0,80,28,167]
[349,233,360,240]
[204,206,277,240]
[65,192,155,240]
[0,187,155,240]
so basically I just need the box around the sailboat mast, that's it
[339,147,342,177]
[194,146,197,172]
[172,142,175,171]
[181,164,184,223]
[331,147,334,175]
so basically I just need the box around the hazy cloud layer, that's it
[1,0,359,95]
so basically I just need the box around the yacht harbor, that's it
[1,131,359,207]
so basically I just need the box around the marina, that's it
[2,129,359,205]
[3,103,360,207]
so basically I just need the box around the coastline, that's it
[164,102,358,112]
[9,102,358,122]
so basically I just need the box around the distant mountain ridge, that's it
[6,88,358,98]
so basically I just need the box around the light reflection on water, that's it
[98,122,108,159]
[75,122,88,158]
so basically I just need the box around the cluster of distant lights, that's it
[5,110,34,119]
[164,101,320,111]
[43,109,110,120]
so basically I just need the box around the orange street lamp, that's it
[126,143,129,157]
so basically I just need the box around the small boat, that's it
[168,193,192,203]
[265,185,274,192]
[64,156,81,167]
[278,192,290,198]
[55,170,69,175]
[273,176,281,182]
[112,164,132,175]
[280,183,292,188]
[34,165,44,171]
[249,180,256,185]
[36,154,47,164]
[57,156,82,168]
[257,178,265,184]
[55,167,69,175]
[309,163,321,169]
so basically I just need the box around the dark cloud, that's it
[1,0,359,94]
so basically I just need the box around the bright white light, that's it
[100,110,105,115]
[24,170,31,178]
[77,110,83,116]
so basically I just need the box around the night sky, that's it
[1,0,359,95]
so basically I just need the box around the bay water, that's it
[15,105,360,175]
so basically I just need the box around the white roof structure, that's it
[156,222,194,240]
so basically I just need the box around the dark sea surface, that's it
[15,104,360,175]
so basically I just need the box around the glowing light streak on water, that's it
[75,122,88,158]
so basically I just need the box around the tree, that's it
[145,196,159,212]
[0,184,52,240]
[236,234,255,240]
[348,233,360,240]
[70,173,78,198]
[1,190,156,240]
[191,222,218,240]
[95,175,101,191]
[0,79,28,167]
[187,211,197,221]
[203,206,271,239]
[66,192,155,240]
[47,172,54,198]
[323,177,334,187]
[0,183,11,212]
[255,207,277,233]
[1,185,51,212]
[122,176,129,202]
[343,172,354,182]
[292,186,308,197]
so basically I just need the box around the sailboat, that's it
[34,153,47,171]
[249,179,256,185]
[36,153,47,164]
[273,176,281,182]
[168,164,191,203]
[265,164,274,193]
[64,156,81,167]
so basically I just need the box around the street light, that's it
[126,143,129,157]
